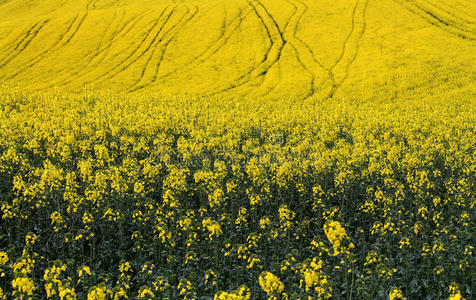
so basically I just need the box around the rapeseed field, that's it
[0,0,475,299]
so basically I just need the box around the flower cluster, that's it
[0,88,473,298]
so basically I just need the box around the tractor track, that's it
[392,0,475,40]
[0,20,49,70]
[152,3,254,83]
[48,11,149,89]
[3,13,87,80]
[326,0,368,99]
[83,5,173,85]
[129,4,199,91]
[205,0,286,97]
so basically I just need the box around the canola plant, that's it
[0,88,474,299]
[0,0,475,299]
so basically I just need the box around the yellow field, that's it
[0,0,475,299]
[0,0,474,100]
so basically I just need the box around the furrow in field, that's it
[130,5,200,92]
[255,60,281,97]
[283,0,335,99]
[87,0,99,10]
[206,0,285,96]
[60,11,89,47]
[84,6,173,85]
[222,3,284,99]
[0,23,42,64]
[327,0,368,99]
[0,26,32,55]
[0,20,49,70]
[47,11,148,89]
[156,3,255,83]
[3,14,83,80]
[41,9,124,85]
[330,0,360,72]
[409,0,476,33]
[422,0,476,26]
[433,0,476,20]
[392,0,475,40]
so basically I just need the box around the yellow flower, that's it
[12,277,36,296]
[389,287,405,300]
[88,286,108,300]
[259,271,284,295]
[202,218,223,239]
[0,252,8,265]
[448,283,466,300]
[25,232,38,245]
[0,287,6,300]
[78,266,92,278]
[138,287,155,299]
[324,221,353,256]
[214,286,251,300]
[59,287,77,300]
[50,211,64,225]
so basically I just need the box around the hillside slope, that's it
[0,0,475,100]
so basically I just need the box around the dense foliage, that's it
[0,88,474,299]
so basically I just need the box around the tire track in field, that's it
[422,0,476,30]
[434,0,476,20]
[244,0,303,98]
[282,0,335,99]
[156,3,255,84]
[425,0,476,26]
[3,13,83,80]
[252,0,309,98]
[205,0,286,97]
[326,0,368,99]
[0,22,44,64]
[0,0,9,8]
[41,8,125,86]
[88,5,176,85]
[0,27,29,54]
[213,2,278,98]
[47,11,148,89]
[87,0,100,10]
[129,4,200,91]
[392,0,475,40]
[130,4,198,89]
[408,0,476,33]
[330,0,361,72]
[14,11,89,83]
[0,20,49,70]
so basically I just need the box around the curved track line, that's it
[41,8,124,85]
[155,4,255,83]
[408,0,476,33]
[205,0,286,97]
[83,6,173,85]
[0,20,49,70]
[0,26,31,55]
[424,0,476,26]
[3,14,82,80]
[107,5,185,85]
[212,1,282,98]
[326,0,368,99]
[129,4,199,89]
[0,23,42,64]
[47,11,149,88]
[330,0,360,72]
[129,4,200,91]
[392,0,475,40]
[282,0,335,99]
